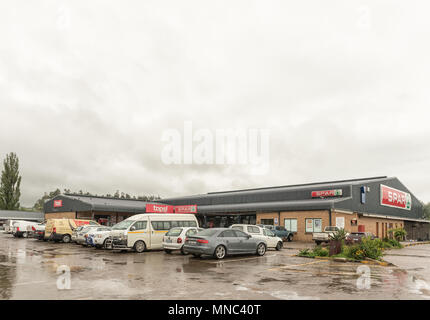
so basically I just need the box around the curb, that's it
[402,241,430,247]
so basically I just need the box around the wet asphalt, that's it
[1,232,429,300]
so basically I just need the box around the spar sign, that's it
[311,189,343,198]
[174,205,197,214]
[380,184,411,210]
[146,204,198,214]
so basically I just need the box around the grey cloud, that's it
[0,1,429,206]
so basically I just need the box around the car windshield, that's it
[166,228,182,236]
[97,227,111,231]
[351,233,364,236]
[231,226,243,230]
[112,220,135,230]
[195,229,218,237]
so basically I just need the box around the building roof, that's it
[45,194,161,214]
[161,176,389,202]
[0,210,44,221]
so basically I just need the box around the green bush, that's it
[383,238,402,248]
[388,228,407,241]
[344,237,384,260]
[360,237,383,259]
[344,245,365,260]
[329,228,348,241]
[313,246,329,257]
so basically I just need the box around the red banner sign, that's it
[174,205,197,214]
[380,184,411,210]
[53,200,63,208]
[146,204,174,213]
[311,189,343,198]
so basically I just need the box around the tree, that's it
[423,202,430,220]
[0,153,22,210]
[33,188,61,212]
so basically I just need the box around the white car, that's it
[162,227,203,254]
[87,227,113,248]
[12,221,40,238]
[230,224,283,250]
[75,226,100,245]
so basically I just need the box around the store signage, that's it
[146,204,174,213]
[311,189,343,198]
[174,205,197,214]
[53,200,63,208]
[380,184,411,210]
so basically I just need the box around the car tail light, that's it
[197,239,208,244]
[177,237,182,244]
[53,227,56,233]
[32,226,36,231]
[17,227,20,232]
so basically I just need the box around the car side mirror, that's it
[130,226,136,231]
[247,235,252,239]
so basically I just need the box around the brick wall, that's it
[257,209,408,242]
[45,212,76,220]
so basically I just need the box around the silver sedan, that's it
[183,228,267,260]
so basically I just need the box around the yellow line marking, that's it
[268,259,327,271]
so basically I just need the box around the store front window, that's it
[305,218,322,233]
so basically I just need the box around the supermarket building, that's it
[44,176,429,241]
[160,176,429,241]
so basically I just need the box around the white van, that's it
[12,220,40,238]
[106,214,199,253]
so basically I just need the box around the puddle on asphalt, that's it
[0,254,17,299]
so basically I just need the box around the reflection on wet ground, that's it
[0,233,429,300]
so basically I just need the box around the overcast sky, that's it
[0,1,429,207]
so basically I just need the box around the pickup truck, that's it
[312,226,339,245]
[257,224,294,242]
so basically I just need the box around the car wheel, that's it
[134,240,146,253]
[102,239,109,249]
[22,232,28,238]
[180,247,187,255]
[62,234,71,243]
[192,253,201,258]
[287,235,293,242]
[164,249,172,254]
[256,243,266,256]
[214,245,226,260]
[275,241,283,251]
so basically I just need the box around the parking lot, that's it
[1,232,430,300]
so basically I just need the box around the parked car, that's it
[12,221,40,238]
[230,224,283,250]
[72,226,86,243]
[28,223,46,240]
[106,213,199,253]
[345,232,376,245]
[312,226,340,245]
[183,228,267,260]
[44,219,99,243]
[162,227,203,254]
[5,220,22,234]
[86,227,113,248]
[77,226,101,246]
[257,224,293,242]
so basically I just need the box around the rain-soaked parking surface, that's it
[1,232,430,300]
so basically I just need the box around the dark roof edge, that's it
[206,176,388,195]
